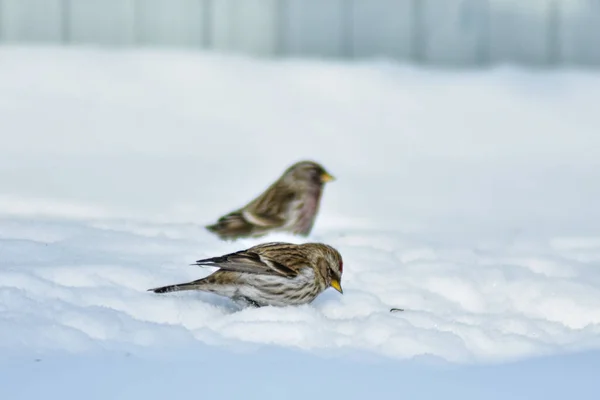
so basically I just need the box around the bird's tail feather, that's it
[148,281,200,294]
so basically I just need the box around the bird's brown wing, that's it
[206,183,295,239]
[206,210,260,239]
[243,182,297,228]
[193,242,300,278]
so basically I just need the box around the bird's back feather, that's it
[194,243,301,277]
[205,211,257,240]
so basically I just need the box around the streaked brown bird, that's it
[205,160,334,240]
[148,242,344,307]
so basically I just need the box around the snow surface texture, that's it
[1,47,600,365]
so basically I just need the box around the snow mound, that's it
[2,217,600,363]
[1,47,600,364]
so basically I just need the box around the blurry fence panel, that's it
[489,0,553,65]
[68,0,135,45]
[135,0,205,47]
[560,0,600,66]
[0,0,599,67]
[0,0,63,42]
[284,0,346,57]
[421,0,489,65]
[351,0,412,59]
[211,0,279,55]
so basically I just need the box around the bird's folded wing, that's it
[193,250,298,278]
[242,185,294,228]
[241,209,284,228]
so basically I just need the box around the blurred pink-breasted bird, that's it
[205,161,334,240]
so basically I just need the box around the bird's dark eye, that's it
[311,168,322,182]
[339,260,343,273]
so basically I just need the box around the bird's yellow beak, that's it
[321,172,335,183]
[330,279,343,294]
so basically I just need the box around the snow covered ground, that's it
[1,46,600,397]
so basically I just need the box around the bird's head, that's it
[305,243,343,294]
[282,160,335,187]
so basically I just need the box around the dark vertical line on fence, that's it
[411,0,425,63]
[61,0,71,44]
[203,0,213,49]
[546,0,561,66]
[275,0,288,56]
[477,0,491,66]
[131,0,139,46]
[0,0,4,43]
[228,0,236,50]
[341,0,354,58]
